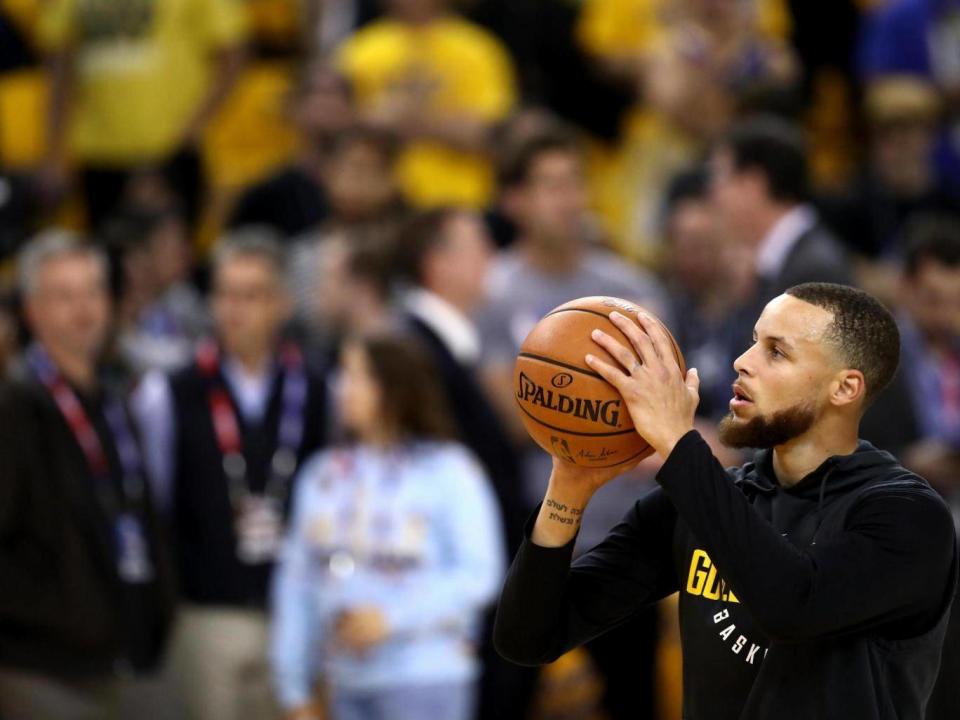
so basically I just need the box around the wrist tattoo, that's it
[545,498,584,527]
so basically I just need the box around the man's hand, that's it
[585,311,699,458]
[334,606,389,655]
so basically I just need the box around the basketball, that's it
[513,296,686,469]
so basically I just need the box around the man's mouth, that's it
[730,383,753,409]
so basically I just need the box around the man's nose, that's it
[733,345,755,376]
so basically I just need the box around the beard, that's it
[718,400,818,449]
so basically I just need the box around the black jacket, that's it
[168,358,328,607]
[495,431,957,719]
[0,375,175,677]
[403,315,527,553]
[766,222,851,296]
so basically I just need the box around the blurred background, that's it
[0,0,959,719]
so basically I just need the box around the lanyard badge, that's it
[27,344,154,584]
[197,341,308,565]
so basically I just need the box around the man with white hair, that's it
[0,231,174,719]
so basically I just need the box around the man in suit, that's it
[0,232,174,719]
[710,115,852,300]
[394,207,534,720]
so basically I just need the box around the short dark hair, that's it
[498,126,581,188]
[785,282,900,404]
[664,167,709,217]
[344,223,398,300]
[722,115,809,203]
[350,332,455,441]
[901,213,960,276]
[394,207,460,285]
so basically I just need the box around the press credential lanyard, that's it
[197,342,308,564]
[27,344,154,584]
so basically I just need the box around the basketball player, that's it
[495,283,957,719]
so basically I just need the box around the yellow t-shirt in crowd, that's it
[336,16,517,209]
[37,0,247,165]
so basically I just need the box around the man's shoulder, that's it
[582,250,668,304]
[0,375,41,410]
[793,222,846,259]
[779,222,851,288]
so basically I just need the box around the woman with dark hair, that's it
[271,333,504,720]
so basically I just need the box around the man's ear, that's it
[831,369,866,409]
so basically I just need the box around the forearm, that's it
[531,472,597,548]
[45,51,72,162]
[181,46,246,141]
[497,479,679,665]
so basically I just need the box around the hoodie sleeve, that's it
[494,485,679,666]
[656,431,957,643]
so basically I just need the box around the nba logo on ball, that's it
[514,296,686,469]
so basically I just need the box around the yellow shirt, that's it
[337,16,516,209]
[38,0,247,165]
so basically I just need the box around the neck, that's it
[44,343,97,391]
[520,235,582,275]
[227,345,272,376]
[771,420,859,487]
[360,424,400,449]
[395,9,442,26]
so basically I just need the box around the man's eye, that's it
[769,347,784,359]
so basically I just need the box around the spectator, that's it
[856,215,960,720]
[860,214,960,487]
[104,204,209,376]
[393,206,533,720]
[479,125,668,446]
[36,0,247,230]
[322,127,405,232]
[858,0,960,187]
[336,0,517,209]
[819,75,960,304]
[709,115,851,312]
[575,0,797,260]
[272,332,504,720]
[476,125,668,720]
[661,168,755,423]
[132,231,329,720]
[229,64,355,239]
[0,232,174,719]
[289,225,398,367]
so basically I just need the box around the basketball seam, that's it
[544,307,610,321]
[513,398,637,437]
[516,353,603,380]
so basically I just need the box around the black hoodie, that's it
[495,430,957,719]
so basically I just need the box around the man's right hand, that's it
[530,455,641,548]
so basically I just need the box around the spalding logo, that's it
[551,372,574,388]
[517,372,622,428]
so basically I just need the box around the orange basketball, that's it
[513,296,686,469]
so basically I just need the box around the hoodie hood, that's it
[734,440,917,545]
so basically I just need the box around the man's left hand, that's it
[586,310,700,458]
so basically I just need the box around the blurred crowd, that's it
[0,0,959,719]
